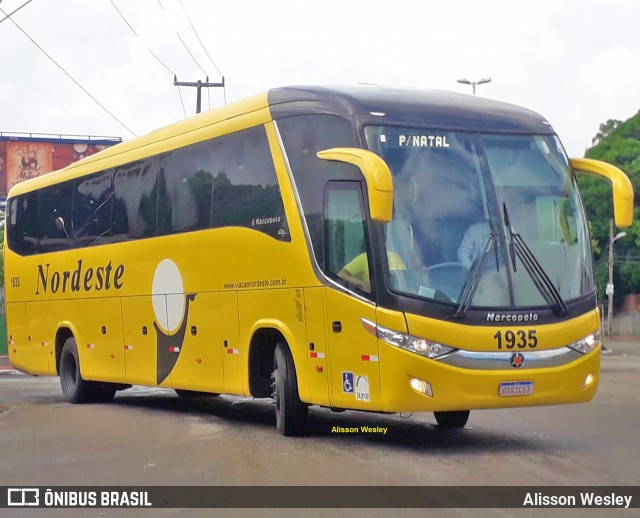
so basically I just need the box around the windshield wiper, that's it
[503,204,569,316]
[502,203,518,271]
[454,232,497,318]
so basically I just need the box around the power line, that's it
[156,0,208,77]
[0,0,35,25]
[109,0,173,75]
[177,0,226,106]
[176,85,187,118]
[177,0,223,79]
[108,0,187,117]
[0,6,137,137]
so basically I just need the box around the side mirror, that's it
[55,216,71,239]
[317,148,394,222]
[570,158,634,228]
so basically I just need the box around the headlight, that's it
[361,318,456,359]
[567,330,600,354]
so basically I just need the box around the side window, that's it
[210,126,289,241]
[7,192,38,256]
[156,141,213,236]
[325,182,371,294]
[536,195,578,244]
[72,170,113,246]
[113,160,159,240]
[277,114,358,268]
[38,181,74,253]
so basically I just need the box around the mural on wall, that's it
[7,142,54,190]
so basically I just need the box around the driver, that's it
[396,149,485,268]
[457,221,491,268]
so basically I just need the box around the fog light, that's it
[584,373,595,389]
[410,377,433,397]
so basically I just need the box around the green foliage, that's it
[578,110,640,300]
[591,119,622,146]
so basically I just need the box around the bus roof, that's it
[9,85,556,197]
[8,91,270,197]
[268,84,555,135]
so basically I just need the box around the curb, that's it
[0,355,19,375]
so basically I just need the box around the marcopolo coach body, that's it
[4,85,633,435]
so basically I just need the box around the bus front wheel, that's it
[271,343,307,436]
[434,410,470,428]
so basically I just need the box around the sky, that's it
[0,0,639,157]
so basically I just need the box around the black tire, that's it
[175,389,219,398]
[91,383,117,403]
[434,410,470,428]
[59,337,96,404]
[272,343,307,436]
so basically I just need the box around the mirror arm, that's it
[317,148,394,222]
[571,158,634,228]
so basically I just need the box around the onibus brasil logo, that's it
[152,259,195,385]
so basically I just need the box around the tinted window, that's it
[156,141,214,236]
[6,124,289,255]
[7,192,38,255]
[113,161,159,240]
[325,182,371,295]
[72,170,113,246]
[277,114,358,268]
[210,126,289,241]
[38,181,74,253]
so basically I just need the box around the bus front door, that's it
[325,288,381,410]
[322,180,382,410]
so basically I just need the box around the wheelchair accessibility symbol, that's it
[342,371,354,394]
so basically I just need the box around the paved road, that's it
[1,340,639,517]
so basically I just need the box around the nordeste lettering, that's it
[35,259,125,295]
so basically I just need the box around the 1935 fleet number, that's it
[494,329,538,349]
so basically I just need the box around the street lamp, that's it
[457,77,492,95]
[606,218,627,336]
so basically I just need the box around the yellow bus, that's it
[5,85,633,435]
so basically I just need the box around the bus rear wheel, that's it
[60,337,97,403]
[271,342,307,436]
[59,337,116,404]
[434,410,470,428]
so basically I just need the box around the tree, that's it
[591,119,622,146]
[578,110,640,303]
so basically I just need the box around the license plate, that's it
[499,380,534,397]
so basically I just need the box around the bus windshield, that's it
[364,127,594,309]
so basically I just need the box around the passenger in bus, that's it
[337,251,406,293]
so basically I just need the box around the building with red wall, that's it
[0,132,122,197]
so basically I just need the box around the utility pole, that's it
[174,76,225,113]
